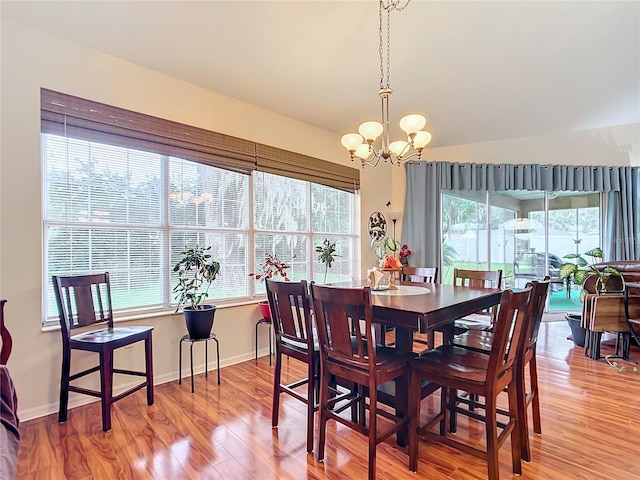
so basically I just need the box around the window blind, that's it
[256,144,360,193]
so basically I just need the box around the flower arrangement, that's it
[399,244,413,260]
[249,253,291,282]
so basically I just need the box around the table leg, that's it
[394,328,412,447]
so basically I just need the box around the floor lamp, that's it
[389,211,402,246]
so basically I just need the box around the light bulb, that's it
[389,140,410,157]
[358,121,383,142]
[355,144,372,159]
[412,130,432,150]
[341,133,363,152]
[399,114,426,134]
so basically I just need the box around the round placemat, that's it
[371,285,430,296]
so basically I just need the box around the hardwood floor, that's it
[15,321,640,479]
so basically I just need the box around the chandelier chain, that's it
[379,1,384,89]
[341,0,429,168]
[386,6,391,89]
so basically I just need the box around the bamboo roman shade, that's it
[41,89,256,173]
[256,144,360,193]
[41,88,360,191]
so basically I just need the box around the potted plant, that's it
[559,247,622,294]
[173,245,221,339]
[559,247,622,347]
[398,244,413,266]
[249,253,292,320]
[316,238,340,283]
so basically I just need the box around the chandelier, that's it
[341,0,431,167]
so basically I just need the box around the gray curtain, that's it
[605,166,639,260]
[403,162,640,271]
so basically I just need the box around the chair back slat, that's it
[265,279,313,347]
[311,284,375,370]
[401,266,438,283]
[523,277,551,351]
[487,287,531,390]
[53,273,114,339]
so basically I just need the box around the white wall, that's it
[0,18,393,420]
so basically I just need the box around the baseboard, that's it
[18,351,259,423]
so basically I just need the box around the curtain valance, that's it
[415,161,632,192]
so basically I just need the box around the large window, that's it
[43,134,358,323]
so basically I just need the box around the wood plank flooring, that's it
[14,321,640,479]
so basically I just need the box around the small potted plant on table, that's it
[316,238,339,284]
[173,245,221,339]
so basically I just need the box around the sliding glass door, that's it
[441,190,600,311]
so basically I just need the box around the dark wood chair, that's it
[266,278,319,453]
[52,273,154,432]
[624,280,640,349]
[400,266,438,283]
[408,287,531,480]
[396,266,438,353]
[310,283,414,480]
[452,268,503,331]
[452,278,550,462]
[0,299,12,365]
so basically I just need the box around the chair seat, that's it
[454,313,493,331]
[452,330,493,353]
[411,345,490,388]
[329,346,414,374]
[70,326,153,346]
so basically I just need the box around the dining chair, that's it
[396,266,438,352]
[624,280,640,349]
[400,266,438,283]
[266,278,320,453]
[310,283,414,480]
[52,273,154,432]
[408,286,531,480]
[452,268,503,331]
[452,278,550,462]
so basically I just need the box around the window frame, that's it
[42,134,359,326]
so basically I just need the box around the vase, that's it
[400,256,409,266]
[259,300,271,321]
[565,313,586,348]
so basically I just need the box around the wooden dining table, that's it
[335,281,503,445]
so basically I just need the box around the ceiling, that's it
[2,0,639,148]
